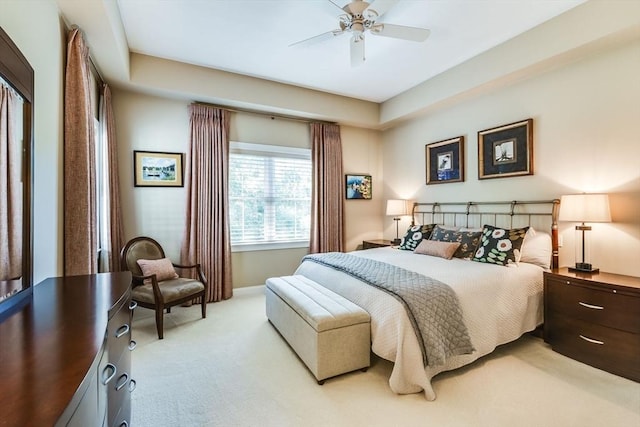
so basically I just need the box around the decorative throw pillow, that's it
[429,225,481,259]
[414,240,461,260]
[520,227,552,270]
[398,224,435,251]
[137,258,179,284]
[472,225,530,266]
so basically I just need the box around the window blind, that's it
[229,143,311,247]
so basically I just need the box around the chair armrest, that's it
[173,263,207,287]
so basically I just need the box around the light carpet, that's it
[131,285,640,427]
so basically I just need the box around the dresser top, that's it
[0,272,131,426]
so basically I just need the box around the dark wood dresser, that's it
[544,268,640,382]
[0,272,135,426]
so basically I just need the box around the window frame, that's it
[229,141,311,252]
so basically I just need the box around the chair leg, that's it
[201,296,207,319]
[155,306,164,340]
[166,307,171,313]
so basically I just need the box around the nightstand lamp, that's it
[386,199,408,245]
[559,193,611,273]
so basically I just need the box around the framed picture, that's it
[134,150,184,187]
[478,118,533,179]
[345,174,372,199]
[425,136,464,184]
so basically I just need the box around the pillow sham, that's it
[429,225,481,259]
[414,240,461,260]
[520,227,552,269]
[472,225,529,266]
[137,257,179,284]
[398,224,435,251]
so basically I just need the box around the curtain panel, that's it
[99,84,125,272]
[310,122,344,253]
[181,104,233,302]
[64,28,97,276]
[0,83,21,280]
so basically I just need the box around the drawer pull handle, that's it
[579,335,604,345]
[129,340,137,351]
[115,324,130,338]
[129,378,137,393]
[120,422,129,427]
[102,363,117,385]
[129,300,138,311]
[115,372,129,391]
[578,302,603,310]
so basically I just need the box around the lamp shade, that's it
[559,194,611,223]
[386,199,407,216]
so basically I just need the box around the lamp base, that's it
[569,263,599,274]
[391,238,401,245]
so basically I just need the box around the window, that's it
[229,142,311,251]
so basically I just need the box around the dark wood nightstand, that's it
[544,268,640,382]
[362,239,392,250]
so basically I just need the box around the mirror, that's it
[0,26,33,316]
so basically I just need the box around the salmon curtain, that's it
[181,104,233,302]
[64,28,97,276]
[0,82,21,280]
[98,84,125,272]
[310,122,344,253]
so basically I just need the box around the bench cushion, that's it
[266,275,370,332]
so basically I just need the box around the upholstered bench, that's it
[265,275,371,384]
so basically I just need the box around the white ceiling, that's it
[114,0,586,103]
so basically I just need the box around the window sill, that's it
[232,241,310,253]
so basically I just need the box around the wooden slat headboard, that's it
[411,200,560,269]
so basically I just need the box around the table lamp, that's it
[386,199,408,245]
[559,193,611,273]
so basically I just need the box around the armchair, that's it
[120,236,207,339]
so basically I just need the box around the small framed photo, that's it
[478,119,533,179]
[134,150,184,187]
[425,136,464,184]
[345,174,372,199]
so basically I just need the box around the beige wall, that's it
[382,39,640,277]
[112,90,383,287]
[1,0,65,283]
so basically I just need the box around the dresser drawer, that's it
[546,314,640,382]
[545,277,640,333]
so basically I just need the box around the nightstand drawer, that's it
[545,315,640,382]
[546,277,640,334]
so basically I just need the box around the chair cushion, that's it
[137,258,179,284]
[132,278,205,304]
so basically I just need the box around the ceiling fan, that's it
[290,0,430,67]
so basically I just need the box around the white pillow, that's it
[520,228,552,270]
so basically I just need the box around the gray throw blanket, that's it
[302,252,474,367]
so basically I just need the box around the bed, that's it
[294,200,560,400]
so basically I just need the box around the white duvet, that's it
[294,247,544,400]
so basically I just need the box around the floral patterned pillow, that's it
[399,224,435,251]
[429,225,481,259]
[472,225,530,266]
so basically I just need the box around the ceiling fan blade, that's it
[366,0,399,18]
[370,23,430,42]
[350,34,365,67]
[289,29,344,48]
[324,0,347,15]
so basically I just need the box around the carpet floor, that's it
[131,285,640,427]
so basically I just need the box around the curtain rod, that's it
[194,102,336,125]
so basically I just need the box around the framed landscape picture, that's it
[134,150,184,187]
[345,174,372,199]
[478,119,533,179]
[425,136,464,184]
